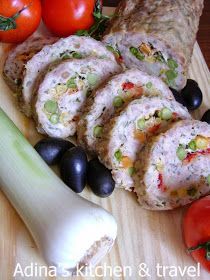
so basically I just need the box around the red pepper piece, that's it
[148,123,161,134]
[158,173,167,192]
[118,56,123,63]
[122,82,135,91]
[185,148,210,163]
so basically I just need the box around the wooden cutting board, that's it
[0,7,210,280]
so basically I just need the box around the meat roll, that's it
[22,35,118,116]
[98,96,191,190]
[35,58,121,138]
[103,0,204,90]
[77,69,174,153]
[133,120,210,210]
[3,35,57,93]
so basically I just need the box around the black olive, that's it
[34,138,74,165]
[181,79,202,111]
[201,109,210,124]
[60,147,88,193]
[169,87,186,106]
[87,158,115,197]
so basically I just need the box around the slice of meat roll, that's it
[3,35,57,93]
[103,0,204,90]
[77,69,174,153]
[98,96,191,190]
[133,120,210,210]
[34,57,121,138]
[22,35,119,116]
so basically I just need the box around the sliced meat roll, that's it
[133,120,210,210]
[35,58,121,138]
[103,0,204,90]
[23,35,118,116]
[77,69,174,153]
[98,96,191,190]
[3,35,57,93]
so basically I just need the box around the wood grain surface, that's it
[0,6,210,280]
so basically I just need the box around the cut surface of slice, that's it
[133,120,210,210]
[77,68,174,153]
[98,96,191,190]
[23,35,118,116]
[35,57,121,138]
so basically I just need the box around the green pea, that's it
[113,96,124,108]
[129,46,145,61]
[128,167,136,176]
[160,107,172,120]
[87,73,99,86]
[137,118,146,130]
[50,114,59,124]
[71,52,82,59]
[114,149,122,162]
[176,145,187,161]
[165,70,178,81]
[146,82,152,89]
[187,187,197,197]
[67,77,77,89]
[188,140,197,151]
[207,175,210,185]
[44,100,58,114]
[93,125,103,138]
[167,58,178,70]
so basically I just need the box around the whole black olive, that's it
[201,109,210,124]
[87,158,115,198]
[181,79,202,111]
[169,87,186,106]
[60,147,88,193]
[34,138,74,165]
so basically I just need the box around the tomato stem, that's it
[76,0,111,40]
[0,3,32,31]
[188,241,210,261]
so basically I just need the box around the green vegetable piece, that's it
[176,145,187,161]
[106,45,115,52]
[154,52,165,63]
[86,90,92,97]
[207,175,210,185]
[50,114,59,124]
[93,125,103,138]
[44,100,58,114]
[160,107,172,120]
[71,52,83,59]
[129,46,145,61]
[146,82,152,89]
[87,73,99,86]
[187,187,197,197]
[113,96,124,108]
[67,77,77,89]
[128,167,136,176]
[188,140,197,151]
[114,149,122,162]
[165,70,178,81]
[167,58,178,70]
[106,45,120,58]
[60,52,71,60]
[137,118,146,130]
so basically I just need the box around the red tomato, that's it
[183,196,210,272]
[0,0,41,43]
[42,0,95,37]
